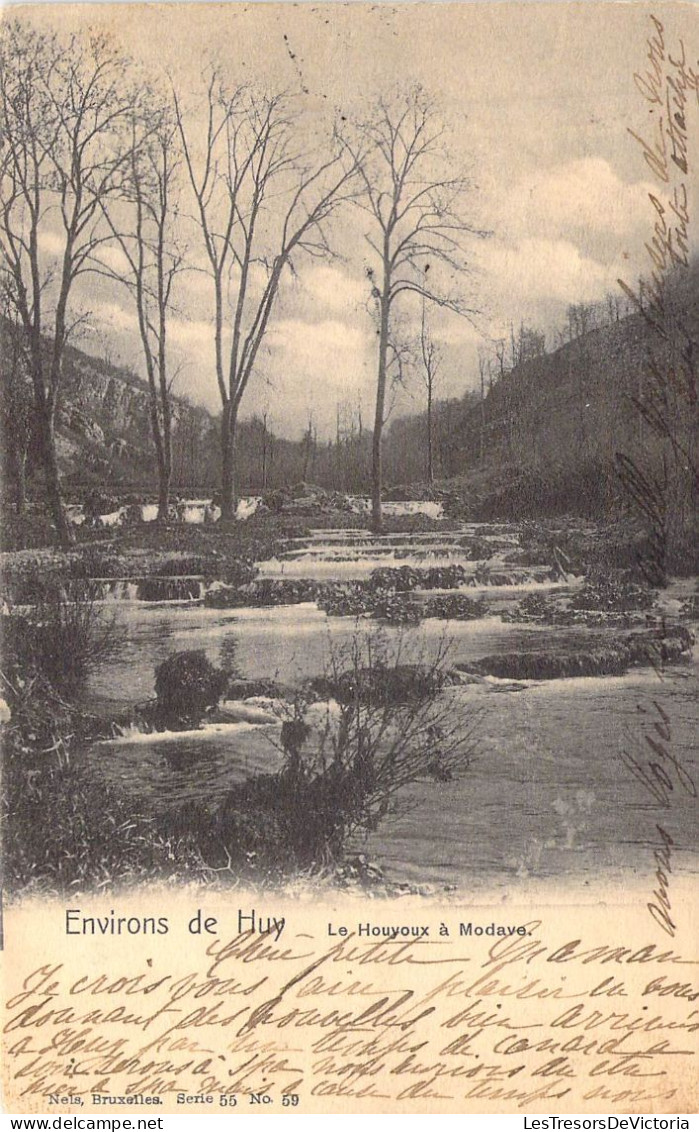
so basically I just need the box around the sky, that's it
[9,1,699,439]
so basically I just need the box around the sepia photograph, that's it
[0,0,697,1115]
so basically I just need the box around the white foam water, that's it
[97,719,268,747]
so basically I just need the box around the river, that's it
[80,517,698,897]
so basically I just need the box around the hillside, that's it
[2,263,697,530]
[384,262,699,530]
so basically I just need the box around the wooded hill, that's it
[386,262,698,530]
[2,262,697,532]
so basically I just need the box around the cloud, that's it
[486,237,615,310]
[168,317,215,349]
[258,317,375,433]
[92,300,139,334]
[473,157,660,345]
[113,312,377,429]
[165,317,219,404]
[502,157,655,246]
[67,155,663,432]
[429,311,483,349]
[94,244,132,277]
[269,316,368,364]
[297,264,369,317]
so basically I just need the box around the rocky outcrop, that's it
[47,339,216,486]
[461,625,694,681]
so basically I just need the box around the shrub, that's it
[120,502,144,527]
[2,723,210,895]
[464,626,693,681]
[206,577,318,608]
[423,564,468,588]
[150,555,256,585]
[0,507,58,551]
[505,592,558,623]
[83,490,120,523]
[1,558,69,603]
[227,677,292,700]
[2,586,122,698]
[369,565,422,592]
[468,649,630,680]
[457,535,493,559]
[225,557,259,585]
[261,487,292,513]
[150,555,212,577]
[309,660,456,706]
[0,662,216,895]
[153,650,229,726]
[136,577,203,602]
[217,630,477,869]
[0,670,205,895]
[423,594,488,620]
[571,570,657,612]
[370,594,423,625]
[68,549,128,579]
[380,514,448,534]
[624,625,694,668]
[317,583,374,618]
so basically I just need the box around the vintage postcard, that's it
[0,0,697,1117]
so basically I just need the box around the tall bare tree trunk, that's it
[479,357,487,462]
[371,282,390,533]
[261,412,269,490]
[155,430,172,521]
[156,329,173,522]
[148,395,171,523]
[426,381,433,484]
[220,403,239,520]
[156,393,173,523]
[13,454,26,516]
[38,407,73,547]
[302,434,312,482]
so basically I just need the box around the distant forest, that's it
[2,261,697,549]
[163,260,699,520]
[165,264,697,518]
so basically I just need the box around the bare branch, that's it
[175,71,359,515]
[0,17,143,543]
[340,85,485,529]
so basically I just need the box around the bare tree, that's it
[259,408,272,490]
[0,273,34,514]
[345,85,483,530]
[477,344,491,462]
[567,302,594,453]
[419,299,441,483]
[269,627,479,866]
[510,320,546,368]
[494,337,507,382]
[301,409,317,483]
[0,19,139,545]
[175,74,358,520]
[98,100,184,521]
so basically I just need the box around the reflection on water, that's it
[87,722,283,809]
[88,604,573,708]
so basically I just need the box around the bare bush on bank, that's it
[2,585,123,698]
[217,627,478,871]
